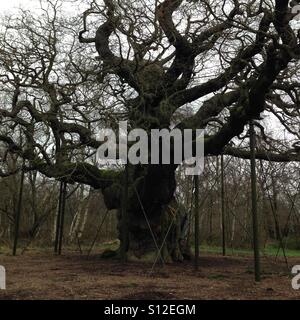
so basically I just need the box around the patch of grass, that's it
[199,245,300,257]
[0,240,121,257]
[0,246,11,255]
[263,244,300,257]
[97,240,120,252]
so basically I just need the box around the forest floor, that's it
[0,246,299,300]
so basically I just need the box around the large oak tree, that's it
[1,0,300,260]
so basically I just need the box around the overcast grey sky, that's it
[0,0,29,11]
[0,0,85,16]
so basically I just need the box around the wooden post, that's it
[221,154,226,256]
[13,167,25,256]
[58,182,67,255]
[250,121,261,282]
[54,181,63,253]
[194,175,200,270]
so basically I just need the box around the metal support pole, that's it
[54,181,64,253]
[13,167,25,256]
[194,175,200,270]
[221,155,226,256]
[250,121,261,282]
[120,164,129,262]
[58,182,67,255]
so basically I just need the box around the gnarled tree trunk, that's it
[103,164,191,262]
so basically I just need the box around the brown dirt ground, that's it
[0,250,299,300]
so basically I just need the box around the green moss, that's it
[159,100,175,122]
[137,63,164,92]
[98,169,121,181]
